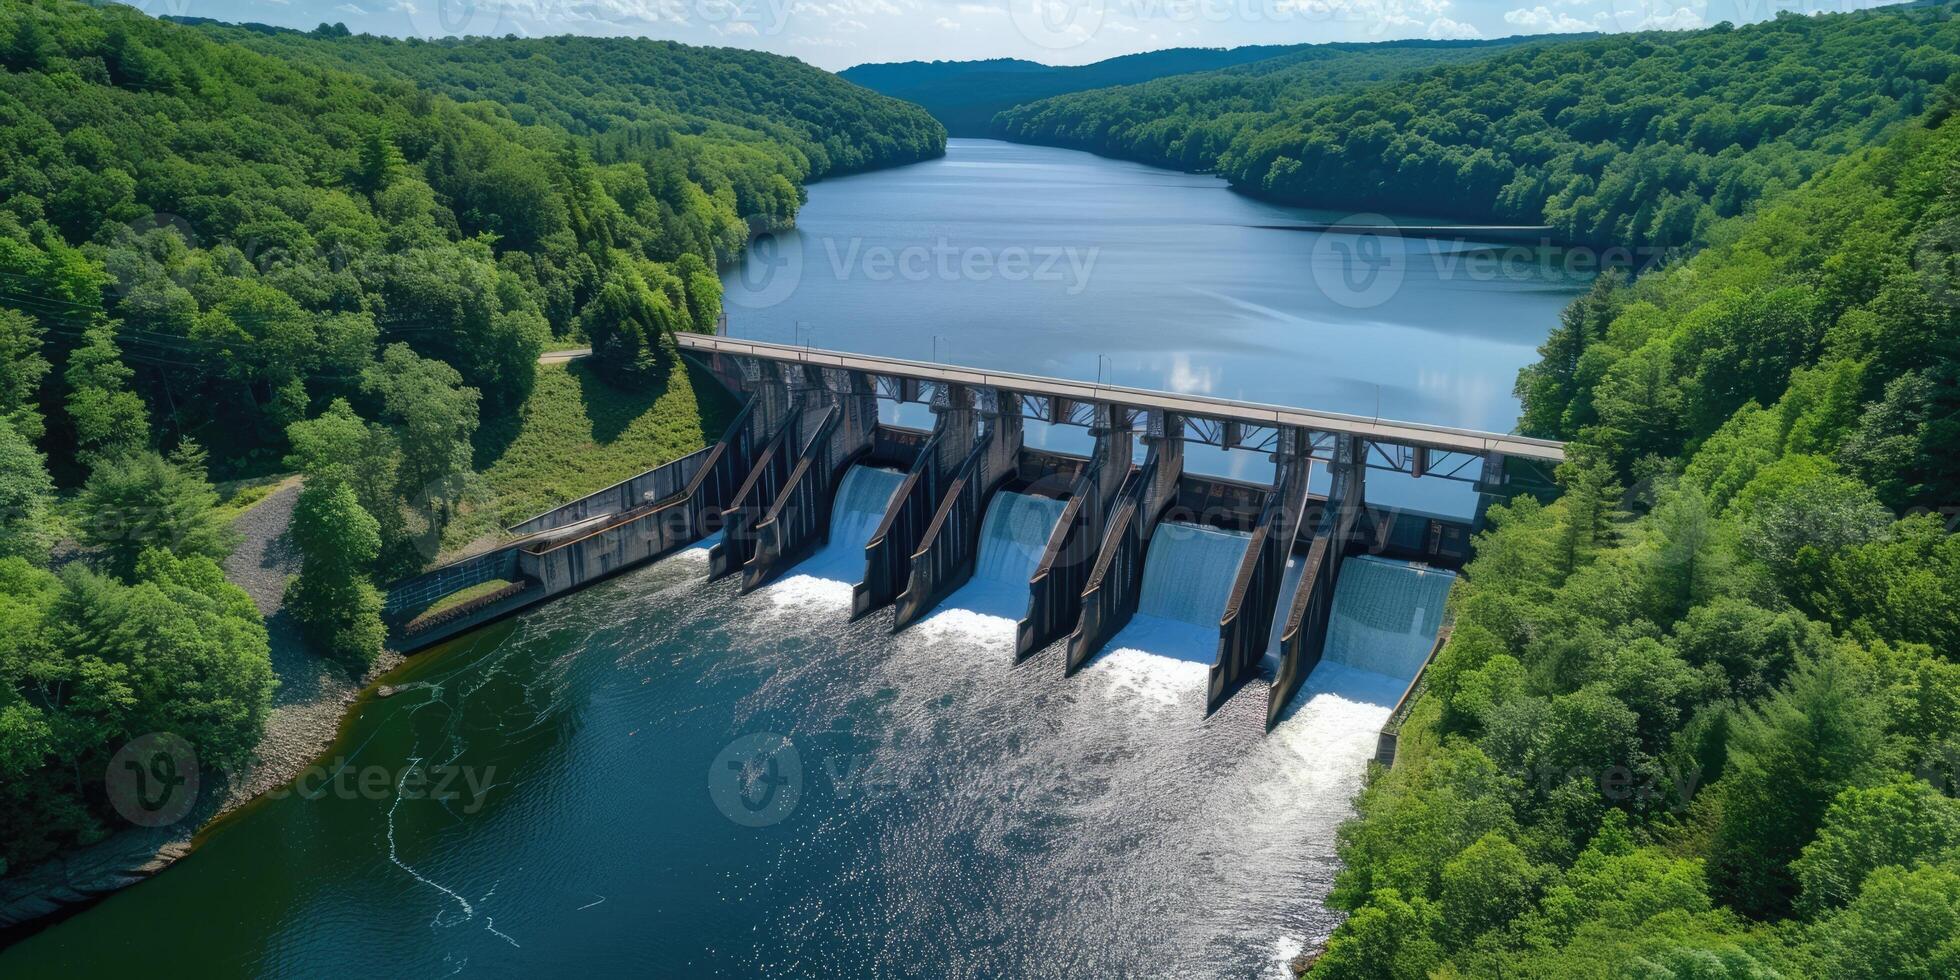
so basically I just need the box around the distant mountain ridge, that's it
[840,45,1310,135]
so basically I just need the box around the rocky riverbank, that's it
[0,482,402,934]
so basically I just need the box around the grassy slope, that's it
[443,352,739,553]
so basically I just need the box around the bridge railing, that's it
[506,446,712,539]
[856,427,945,618]
[710,406,803,581]
[746,406,843,590]
[382,547,522,620]
[1066,452,1163,674]
[1017,451,1105,660]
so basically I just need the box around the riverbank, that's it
[0,481,401,936]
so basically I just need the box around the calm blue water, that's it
[1,140,1565,979]
[723,139,1586,512]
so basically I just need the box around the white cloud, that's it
[1503,4,1595,30]
[1425,14,1482,37]
[934,15,961,27]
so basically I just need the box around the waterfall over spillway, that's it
[974,492,1069,586]
[1094,522,1252,684]
[1320,555,1454,682]
[767,464,903,602]
[829,465,906,555]
[918,490,1068,636]
[1137,522,1253,629]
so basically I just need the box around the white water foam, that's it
[763,465,905,611]
[915,491,1069,646]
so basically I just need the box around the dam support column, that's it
[742,366,878,590]
[1065,411,1185,673]
[710,362,799,580]
[1209,428,1313,712]
[854,390,981,617]
[1016,406,1134,658]
[891,387,1025,630]
[1266,434,1369,728]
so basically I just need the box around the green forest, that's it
[843,43,1357,136]
[4,0,1960,972]
[997,5,1960,253]
[989,35,1563,169]
[0,0,940,872]
[1308,76,1960,980]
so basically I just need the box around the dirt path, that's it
[538,347,591,365]
[1,481,402,933]
[218,480,402,806]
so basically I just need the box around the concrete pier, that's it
[385,335,1565,724]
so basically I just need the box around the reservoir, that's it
[0,140,1580,977]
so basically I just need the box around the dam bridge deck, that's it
[385,336,1565,737]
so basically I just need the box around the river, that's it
[0,139,1583,978]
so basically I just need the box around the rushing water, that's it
[3,140,1577,977]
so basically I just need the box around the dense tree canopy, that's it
[993,36,1558,171]
[1309,82,1960,977]
[0,0,941,873]
[999,6,1960,253]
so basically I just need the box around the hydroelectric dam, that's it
[384,334,1565,741]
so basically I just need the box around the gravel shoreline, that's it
[0,482,403,934]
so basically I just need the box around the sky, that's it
[126,0,1895,71]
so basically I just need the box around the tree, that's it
[42,549,275,772]
[1553,446,1623,580]
[1437,832,1542,950]
[1517,271,1625,438]
[362,343,479,532]
[64,323,150,470]
[285,399,403,550]
[0,424,55,563]
[1642,485,1732,623]
[285,480,385,667]
[354,125,405,195]
[1794,778,1960,914]
[1809,863,1960,979]
[1708,652,1890,918]
[76,444,235,578]
[0,308,48,442]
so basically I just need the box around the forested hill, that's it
[988,34,1567,170]
[1307,81,1960,976]
[180,23,945,179]
[841,44,1318,135]
[0,0,940,869]
[998,5,1960,253]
